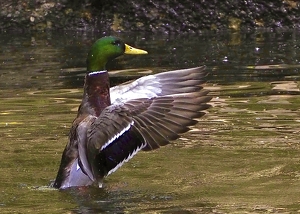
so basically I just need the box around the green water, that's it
[0,30,300,213]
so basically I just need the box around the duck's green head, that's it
[87,36,148,71]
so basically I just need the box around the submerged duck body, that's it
[53,36,212,189]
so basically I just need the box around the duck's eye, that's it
[112,40,121,47]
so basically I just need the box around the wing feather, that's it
[80,67,212,184]
[110,66,208,104]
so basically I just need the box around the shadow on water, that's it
[1,29,300,213]
[1,30,300,88]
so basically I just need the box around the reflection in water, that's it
[63,186,216,213]
[0,30,300,213]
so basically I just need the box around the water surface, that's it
[0,30,300,213]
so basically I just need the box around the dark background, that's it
[1,0,299,32]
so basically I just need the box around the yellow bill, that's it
[125,44,148,54]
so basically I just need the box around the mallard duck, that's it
[53,36,212,189]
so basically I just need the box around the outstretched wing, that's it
[110,66,208,104]
[85,90,211,182]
